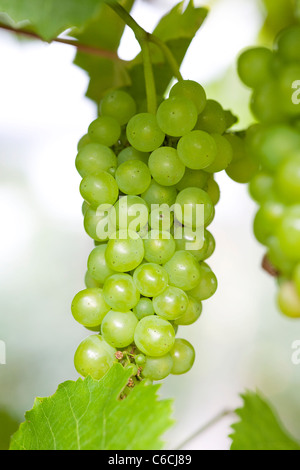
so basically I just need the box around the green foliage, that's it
[73,1,207,104]
[0,0,112,41]
[127,1,208,103]
[73,0,134,104]
[0,409,19,450]
[10,364,173,450]
[230,391,300,450]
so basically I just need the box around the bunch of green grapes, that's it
[236,25,300,319]
[72,81,235,388]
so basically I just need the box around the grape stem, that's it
[174,409,234,450]
[108,1,183,113]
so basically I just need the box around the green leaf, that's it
[9,364,173,450]
[127,1,208,103]
[230,391,300,450]
[73,0,134,104]
[0,409,19,450]
[0,0,112,41]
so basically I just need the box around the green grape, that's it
[278,64,300,116]
[205,134,233,173]
[249,171,274,202]
[153,286,189,321]
[176,168,209,191]
[148,147,185,186]
[196,100,227,135]
[237,47,273,88]
[134,315,175,357]
[133,263,168,297]
[142,180,177,207]
[141,354,173,381]
[84,206,115,242]
[175,187,215,228]
[170,339,195,375]
[275,155,300,203]
[276,26,300,62]
[225,134,259,184]
[76,143,117,178]
[251,81,283,123]
[117,147,149,166]
[105,230,144,272]
[87,244,116,284]
[149,205,174,231]
[103,273,140,311]
[277,282,300,319]
[80,171,119,208]
[266,236,295,275]
[188,262,218,301]
[85,271,103,289]
[74,335,116,380]
[170,80,207,114]
[174,228,212,262]
[77,134,91,150]
[277,205,300,261]
[143,230,176,264]
[174,296,202,326]
[126,113,165,152]
[88,116,121,147]
[177,130,217,170]
[251,126,300,172]
[125,363,138,376]
[156,96,198,137]
[205,177,220,205]
[293,265,300,297]
[133,298,155,320]
[115,160,151,195]
[114,196,149,232]
[82,201,90,216]
[101,310,138,348]
[100,89,137,125]
[164,251,201,291]
[71,288,110,328]
[135,354,146,365]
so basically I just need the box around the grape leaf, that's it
[73,0,134,104]
[0,0,112,41]
[127,1,208,103]
[230,391,300,450]
[9,364,173,450]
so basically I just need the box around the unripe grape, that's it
[196,100,227,134]
[88,116,121,147]
[103,274,140,311]
[148,147,185,186]
[177,130,217,170]
[170,339,195,375]
[170,80,206,114]
[71,288,110,328]
[164,251,201,291]
[80,171,119,208]
[74,335,116,380]
[153,286,189,321]
[156,96,198,137]
[126,113,165,152]
[100,89,137,125]
[142,354,173,381]
[76,143,117,178]
[277,282,300,319]
[133,263,169,297]
[101,310,138,348]
[188,263,217,301]
[133,298,155,320]
[105,230,144,272]
[115,160,151,195]
[134,315,175,357]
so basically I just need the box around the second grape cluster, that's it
[72,79,236,388]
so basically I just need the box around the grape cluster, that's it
[72,80,234,387]
[237,25,300,318]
